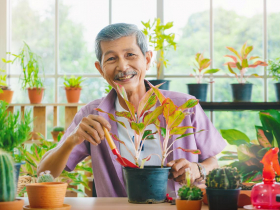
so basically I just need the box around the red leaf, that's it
[177,147,201,154]
[111,133,125,145]
[224,55,238,62]
[256,127,272,148]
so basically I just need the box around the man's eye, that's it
[106,57,115,61]
[127,53,135,57]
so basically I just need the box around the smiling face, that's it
[95,35,152,94]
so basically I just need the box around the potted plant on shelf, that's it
[176,168,203,210]
[7,41,45,104]
[141,18,177,90]
[187,52,220,101]
[96,82,203,203]
[0,100,32,187]
[267,57,280,101]
[0,58,14,103]
[63,75,85,103]
[224,42,267,102]
[51,126,65,142]
[0,149,25,210]
[206,167,242,210]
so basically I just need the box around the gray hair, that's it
[95,23,148,63]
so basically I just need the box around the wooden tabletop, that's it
[21,197,247,210]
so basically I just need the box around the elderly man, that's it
[38,23,226,197]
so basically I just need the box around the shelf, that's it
[8,103,86,107]
[200,102,280,111]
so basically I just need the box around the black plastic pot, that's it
[231,83,253,102]
[206,188,241,210]
[187,83,208,102]
[14,161,25,189]
[123,166,170,204]
[148,80,170,90]
[275,83,280,102]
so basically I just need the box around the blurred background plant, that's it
[63,75,85,88]
[268,57,280,82]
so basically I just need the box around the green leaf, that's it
[142,130,156,140]
[220,129,250,146]
[95,108,126,128]
[218,156,238,161]
[140,155,151,168]
[245,46,253,57]
[228,64,237,76]
[170,126,194,135]
[176,147,201,154]
[203,69,220,75]
[115,111,133,121]
[237,144,256,162]
[259,112,280,146]
[160,127,166,138]
[236,62,242,70]
[255,126,272,148]
[242,59,248,68]
[260,109,280,123]
[143,106,163,127]
[226,46,241,60]
[257,147,270,159]
[175,129,205,140]
[131,122,145,135]
[179,99,199,111]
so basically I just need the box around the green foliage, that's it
[178,185,203,200]
[141,18,176,79]
[192,52,220,83]
[7,41,44,89]
[0,149,16,202]
[219,109,280,182]
[268,57,280,82]
[104,83,113,94]
[52,126,64,132]
[206,167,241,189]
[63,75,85,88]
[0,101,32,161]
[37,170,55,183]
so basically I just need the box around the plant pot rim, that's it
[26,182,67,187]
[187,83,209,85]
[0,198,24,204]
[27,87,45,90]
[230,83,253,85]
[0,88,13,91]
[176,198,203,201]
[123,166,171,170]
[206,187,241,191]
[64,87,82,90]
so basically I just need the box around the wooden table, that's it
[21,197,247,210]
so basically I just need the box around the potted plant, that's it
[141,18,177,90]
[7,41,44,104]
[96,82,203,203]
[224,42,267,102]
[206,167,242,210]
[0,149,25,210]
[63,75,85,103]
[267,57,280,101]
[187,52,220,101]
[176,168,203,210]
[51,126,65,142]
[0,59,14,103]
[0,100,32,187]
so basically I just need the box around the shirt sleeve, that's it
[57,106,91,172]
[190,103,227,162]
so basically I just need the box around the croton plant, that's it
[224,42,268,84]
[219,109,280,182]
[96,82,203,168]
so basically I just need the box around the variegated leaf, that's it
[95,108,126,128]
[170,126,194,135]
[116,111,133,121]
[140,155,152,169]
[152,86,166,104]
[131,122,145,135]
[179,99,199,111]
[226,46,241,60]
[167,110,185,129]
[138,95,157,118]
[224,55,238,62]
[176,147,201,154]
[111,133,125,145]
[255,126,272,148]
[143,106,164,127]
[175,129,205,140]
[142,130,157,140]
[114,82,128,100]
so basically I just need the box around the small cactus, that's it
[37,170,55,183]
[206,167,241,189]
[53,126,64,132]
[0,149,16,201]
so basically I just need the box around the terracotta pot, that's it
[0,199,24,210]
[176,199,202,210]
[0,89,14,103]
[26,182,67,208]
[65,87,81,103]
[51,131,65,141]
[27,88,44,104]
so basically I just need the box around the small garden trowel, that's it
[103,126,139,168]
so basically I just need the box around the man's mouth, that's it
[116,74,135,81]
[114,71,137,81]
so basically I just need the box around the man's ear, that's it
[95,61,104,77]
[145,51,153,70]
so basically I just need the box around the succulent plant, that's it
[178,185,203,200]
[206,167,241,189]
[0,149,16,201]
[37,170,55,183]
[52,126,64,132]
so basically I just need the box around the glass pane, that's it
[58,77,106,103]
[267,0,280,60]
[11,0,55,74]
[59,0,109,74]
[213,0,264,75]
[214,78,264,102]
[164,0,210,75]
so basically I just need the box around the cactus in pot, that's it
[37,170,55,183]
[51,126,65,142]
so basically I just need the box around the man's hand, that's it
[166,158,200,184]
[67,115,111,147]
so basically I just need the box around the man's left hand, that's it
[166,158,200,184]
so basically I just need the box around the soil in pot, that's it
[187,84,208,102]
[27,88,44,104]
[148,80,170,90]
[0,199,24,210]
[65,87,81,103]
[176,199,202,210]
[0,89,14,103]
[231,84,252,102]
[123,166,170,204]
[206,188,241,210]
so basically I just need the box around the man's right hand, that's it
[67,115,111,146]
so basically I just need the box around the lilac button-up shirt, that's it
[58,88,227,197]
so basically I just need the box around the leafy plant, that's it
[178,168,203,200]
[52,126,64,132]
[219,109,280,183]
[0,57,13,93]
[224,42,268,84]
[6,41,44,89]
[191,52,220,83]
[0,101,32,162]
[141,18,177,79]
[206,167,241,189]
[268,57,280,82]
[96,82,203,168]
[18,137,92,196]
[104,83,113,94]
[63,75,85,88]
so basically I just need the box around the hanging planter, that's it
[27,88,44,104]
[231,83,252,102]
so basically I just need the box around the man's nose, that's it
[116,57,129,71]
